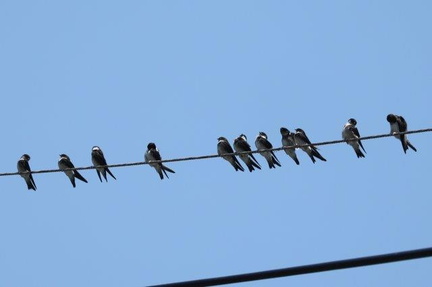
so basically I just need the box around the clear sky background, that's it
[0,1,431,286]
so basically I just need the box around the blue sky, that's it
[0,1,431,286]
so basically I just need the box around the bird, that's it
[294,128,327,163]
[145,142,175,179]
[217,137,244,171]
[58,154,88,187]
[280,127,300,165]
[254,132,281,169]
[233,134,261,172]
[387,114,417,153]
[342,118,366,158]
[91,146,116,182]
[17,154,37,190]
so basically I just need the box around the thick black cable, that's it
[1,128,430,177]
[148,247,432,287]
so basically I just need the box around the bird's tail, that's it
[106,168,116,180]
[158,169,165,179]
[234,158,245,172]
[312,149,327,162]
[355,148,365,158]
[27,176,37,191]
[69,177,76,188]
[74,170,88,183]
[407,140,417,152]
[250,154,261,169]
[246,163,255,172]
[160,165,175,179]
[359,141,367,154]
[400,138,409,154]
[308,154,316,164]
[267,158,275,169]
[271,152,281,167]
[251,159,261,170]
[162,164,175,174]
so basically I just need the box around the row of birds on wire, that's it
[15,114,417,191]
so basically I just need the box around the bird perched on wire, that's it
[280,127,300,165]
[233,134,261,172]
[386,114,417,153]
[342,118,366,158]
[91,146,117,182]
[17,154,37,190]
[145,142,175,179]
[255,132,281,169]
[217,137,244,171]
[58,154,88,187]
[294,128,327,163]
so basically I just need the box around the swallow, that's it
[217,137,244,171]
[280,127,300,165]
[387,114,417,153]
[233,134,261,172]
[294,128,327,163]
[342,118,366,158]
[145,142,175,179]
[254,132,281,169]
[58,154,88,187]
[91,146,116,182]
[17,154,37,190]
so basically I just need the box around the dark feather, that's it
[74,170,88,183]
[106,168,116,180]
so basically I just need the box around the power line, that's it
[1,128,430,177]
[148,246,432,287]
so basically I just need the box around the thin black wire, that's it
[148,247,432,287]
[1,128,430,177]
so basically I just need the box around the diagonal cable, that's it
[148,246,432,287]
[0,128,430,177]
